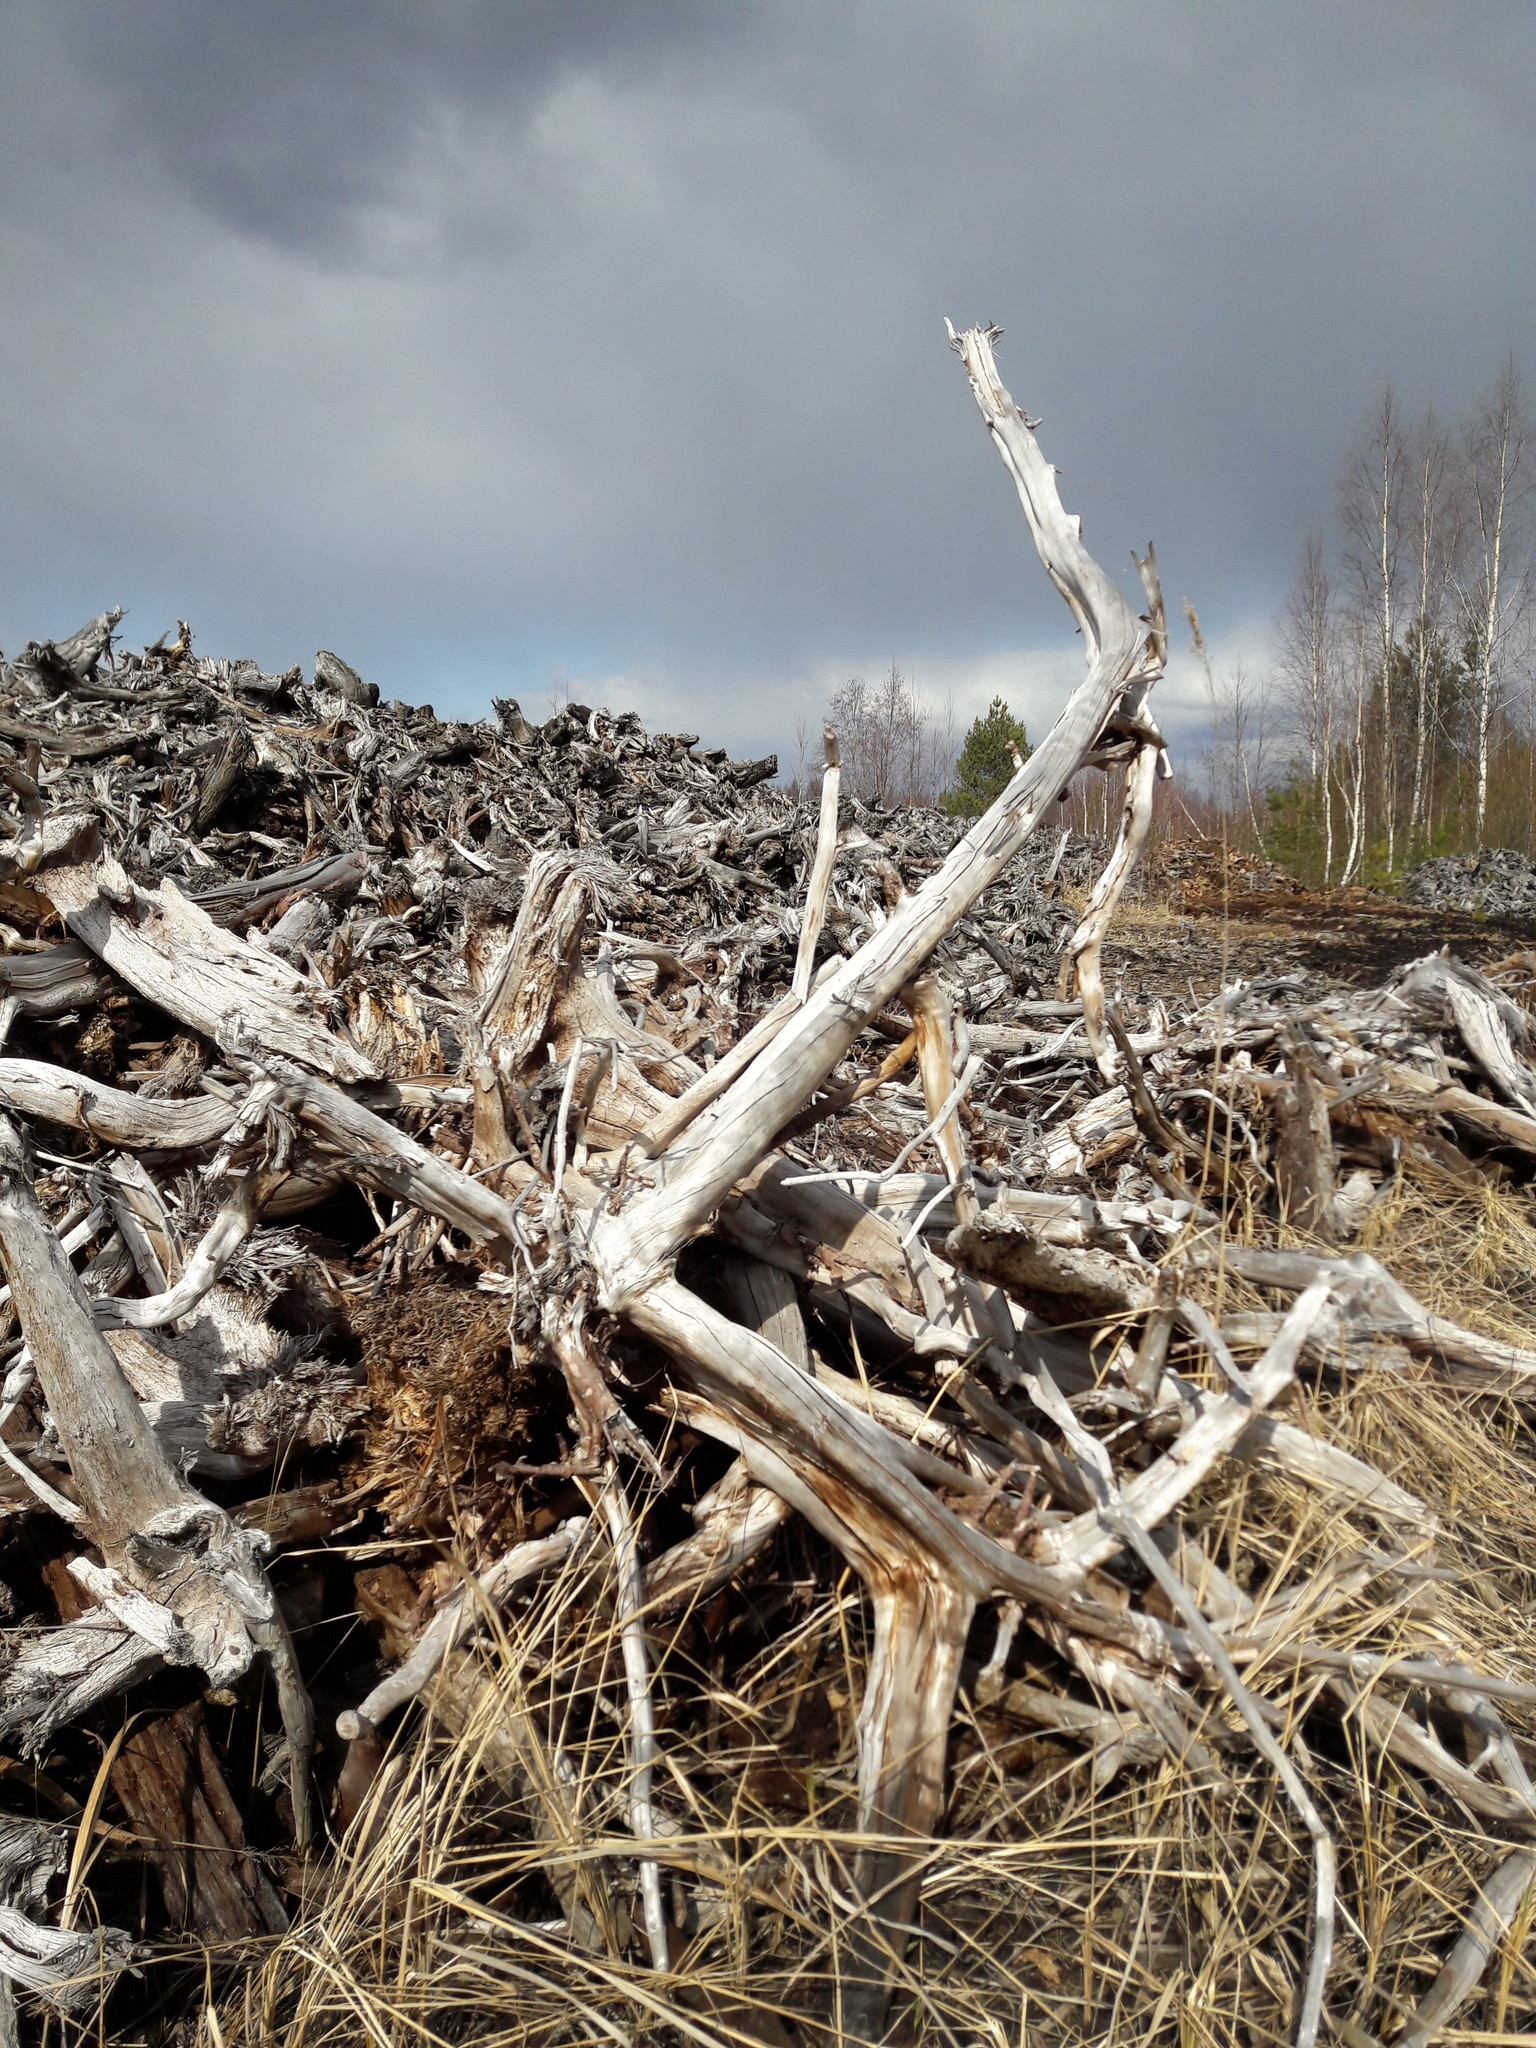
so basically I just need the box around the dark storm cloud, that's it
[52,0,745,265]
[0,2,1531,758]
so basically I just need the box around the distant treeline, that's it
[792,359,1533,887]
[1201,359,1534,883]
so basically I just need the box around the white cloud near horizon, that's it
[547,614,1280,788]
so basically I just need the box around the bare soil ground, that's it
[1104,882,1536,998]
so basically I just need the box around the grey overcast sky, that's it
[1,2,1532,765]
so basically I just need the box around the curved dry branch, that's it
[792,726,841,1003]
[591,326,1159,1305]
[0,1056,238,1149]
[1067,736,1161,1079]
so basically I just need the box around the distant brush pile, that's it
[1404,846,1536,919]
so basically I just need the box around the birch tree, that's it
[1339,612,1371,885]
[1456,359,1533,841]
[1402,404,1457,851]
[1338,387,1406,870]
[827,663,953,806]
[1275,532,1341,877]
[1264,366,1533,873]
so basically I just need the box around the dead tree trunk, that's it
[567,323,1167,2036]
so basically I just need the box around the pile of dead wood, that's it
[1404,847,1536,920]
[1146,838,1308,910]
[0,327,1532,2048]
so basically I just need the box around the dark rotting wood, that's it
[109,1704,287,1938]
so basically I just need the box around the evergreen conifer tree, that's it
[942,696,1031,815]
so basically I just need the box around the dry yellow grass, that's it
[211,1311,1536,2047]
